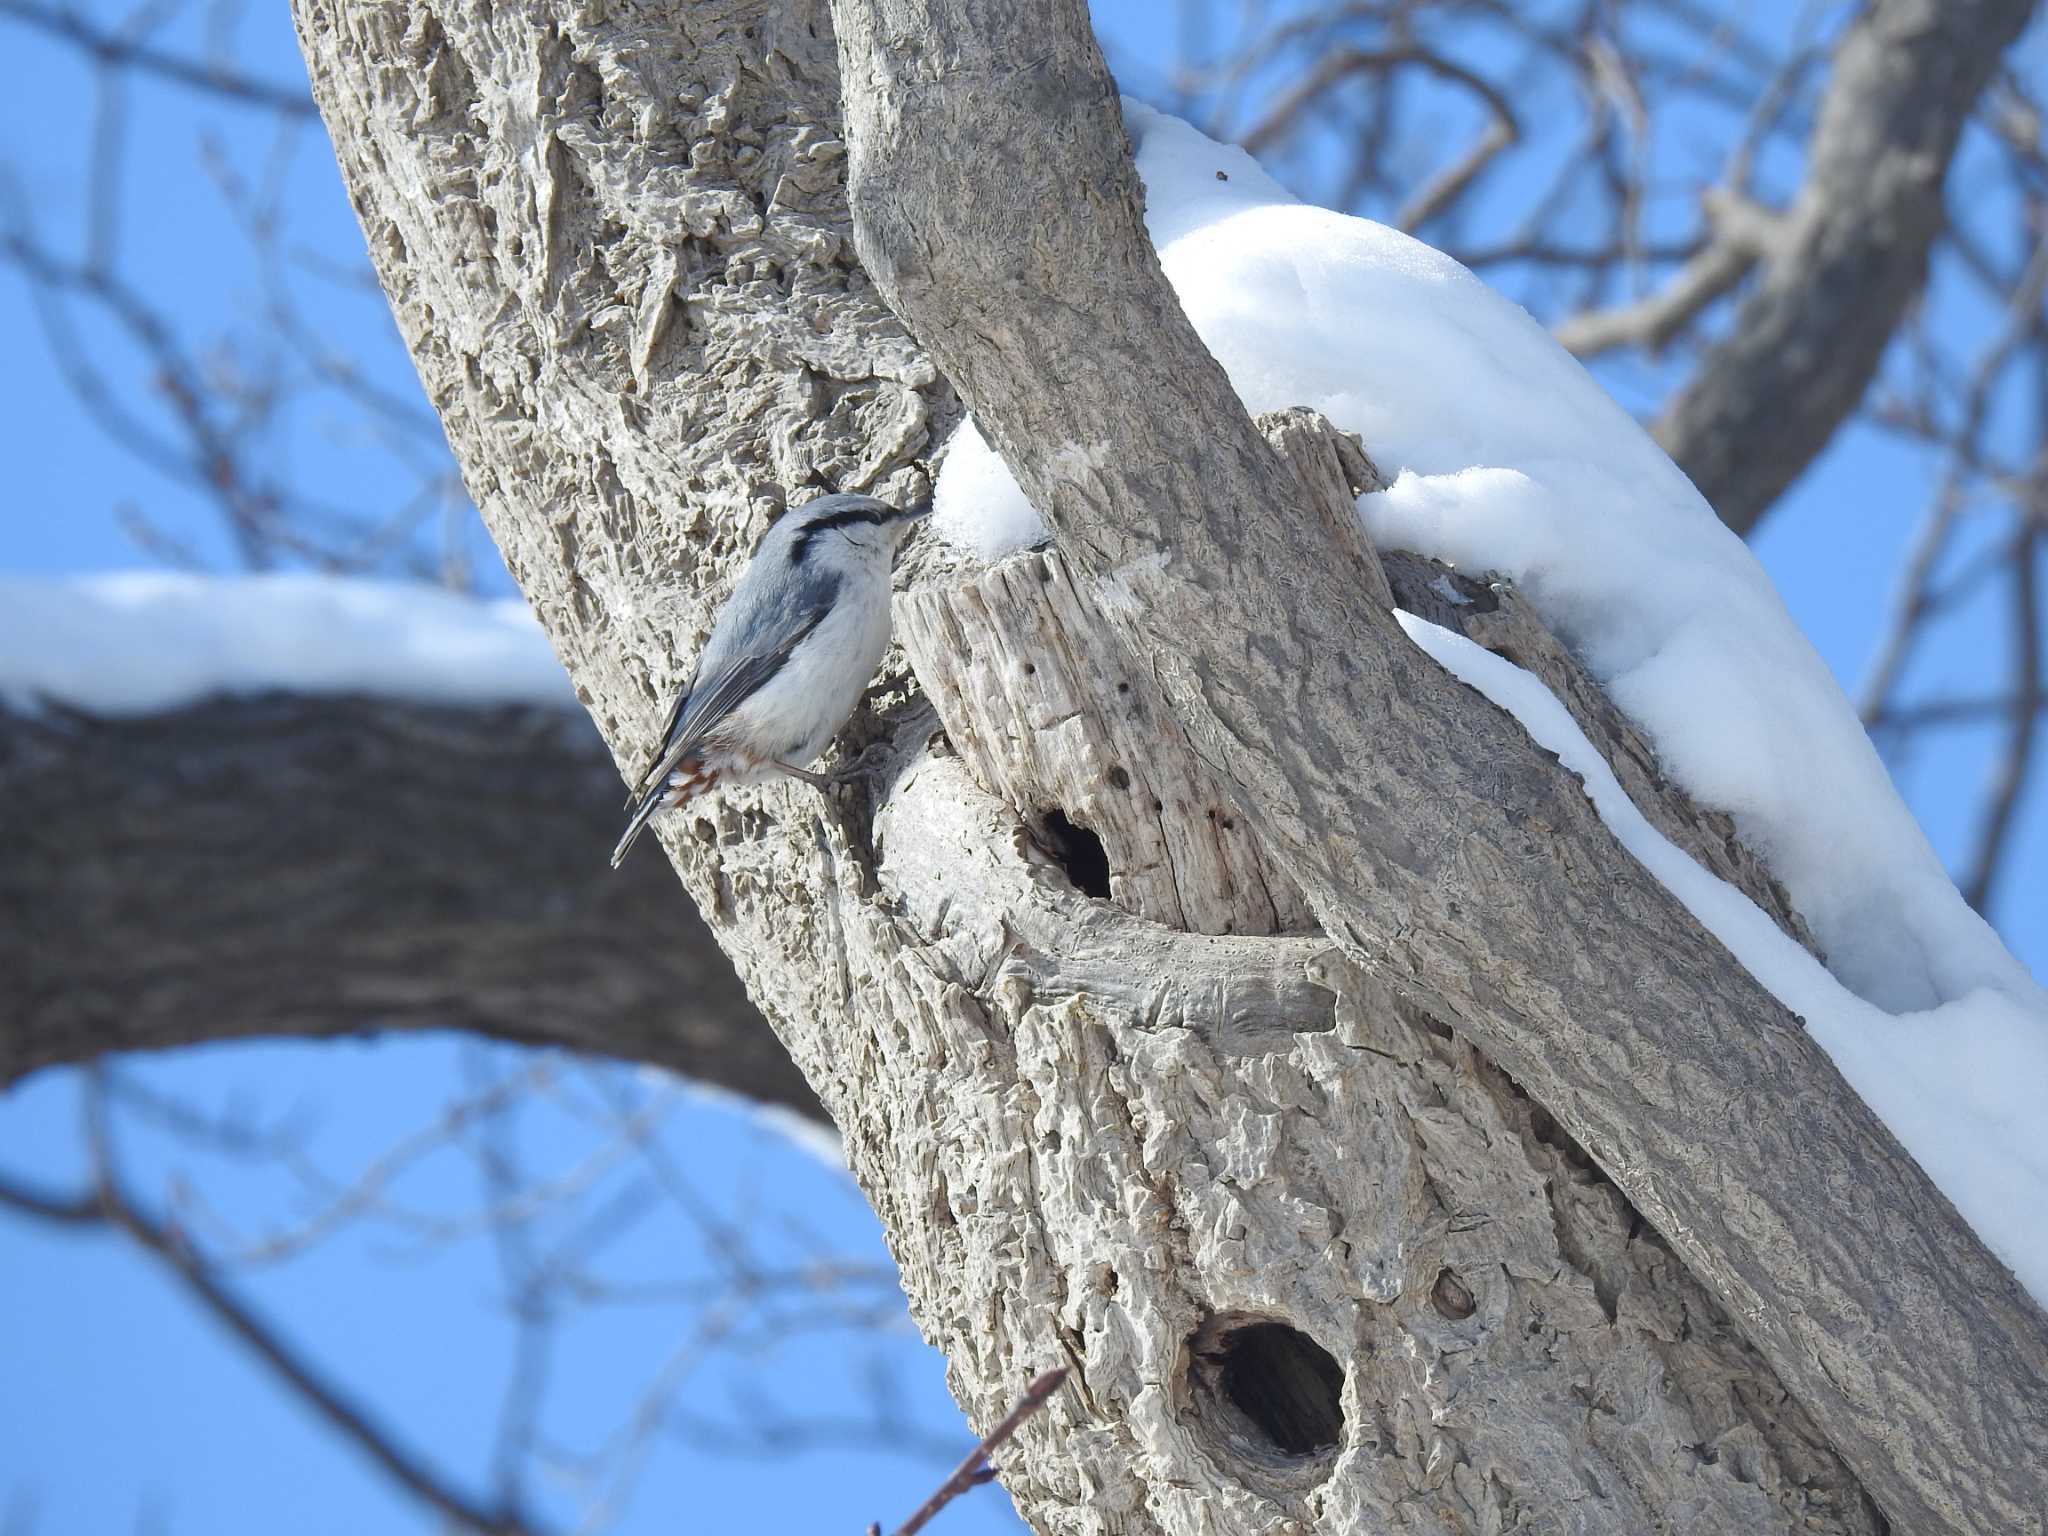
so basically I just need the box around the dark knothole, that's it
[1219,1323,1345,1454]
[1190,1314,1346,1460]
[1037,809,1111,900]
[1431,1267,1477,1320]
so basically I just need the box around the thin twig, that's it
[875,1367,1068,1536]
[1965,506,2044,911]
[0,0,315,115]
[0,1085,547,1536]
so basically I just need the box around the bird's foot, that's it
[771,759,838,791]
[774,746,887,793]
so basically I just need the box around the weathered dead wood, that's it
[896,553,1317,937]
[829,1,2048,1530]
[897,410,1818,958]
[874,745,1887,1533]
[1264,406,1820,956]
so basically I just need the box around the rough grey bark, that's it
[1652,0,2036,535]
[832,0,2047,1530]
[0,695,814,1118]
[285,3,2043,1534]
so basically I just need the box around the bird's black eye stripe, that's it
[789,502,894,560]
[806,504,891,534]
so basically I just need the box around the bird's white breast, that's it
[731,565,894,767]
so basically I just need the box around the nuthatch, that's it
[610,492,926,867]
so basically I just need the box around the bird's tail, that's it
[610,783,669,869]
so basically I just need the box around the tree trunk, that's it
[287,2,2045,1532]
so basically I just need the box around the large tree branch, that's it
[1653,0,2035,535]
[830,3,2047,1532]
[0,695,818,1121]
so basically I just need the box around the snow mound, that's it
[936,102,2040,1019]
[0,571,572,716]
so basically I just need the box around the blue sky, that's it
[0,3,2040,1533]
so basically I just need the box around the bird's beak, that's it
[892,500,934,540]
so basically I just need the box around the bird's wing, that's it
[625,669,700,808]
[626,577,837,803]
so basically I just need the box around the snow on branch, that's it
[0,573,573,716]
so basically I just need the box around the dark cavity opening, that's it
[1431,1267,1476,1320]
[1038,809,1111,900]
[1213,1321,1345,1457]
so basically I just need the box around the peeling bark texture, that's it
[0,696,815,1117]
[1653,0,2035,536]
[289,3,2045,1535]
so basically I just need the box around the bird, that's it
[610,492,926,867]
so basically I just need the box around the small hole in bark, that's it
[1037,810,1111,899]
[1117,681,1131,694]
[1022,661,1037,676]
[1190,1314,1345,1460]
[1431,1268,1476,1320]
[1107,765,1131,791]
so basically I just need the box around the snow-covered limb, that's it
[938,104,2042,1022]
[0,571,572,716]
[1399,613,2048,1304]
[933,99,2048,1308]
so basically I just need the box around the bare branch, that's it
[1653,0,2036,535]
[0,0,316,115]
[1965,512,2045,910]
[0,1094,547,1536]
[1857,229,2048,726]
[1240,45,1522,235]
[877,1367,1067,1536]
[1870,689,2048,730]
[1553,191,1786,358]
